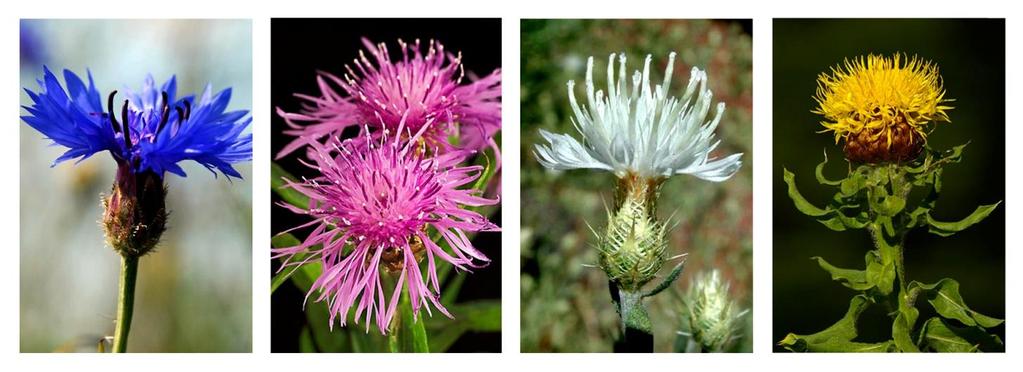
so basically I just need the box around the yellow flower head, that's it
[813,54,954,163]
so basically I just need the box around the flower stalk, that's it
[112,255,139,353]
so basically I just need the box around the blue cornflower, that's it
[21,67,252,178]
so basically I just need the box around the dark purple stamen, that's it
[120,100,132,149]
[183,99,192,121]
[157,91,170,134]
[107,90,120,133]
[174,107,184,131]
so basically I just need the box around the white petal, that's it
[533,129,613,171]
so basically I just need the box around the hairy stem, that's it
[112,255,139,353]
[611,285,653,352]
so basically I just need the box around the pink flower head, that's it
[273,123,500,334]
[277,38,501,162]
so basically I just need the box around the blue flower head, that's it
[21,67,252,178]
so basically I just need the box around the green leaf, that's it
[815,151,844,186]
[892,310,920,352]
[783,168,829,217]
[918,317,1003,352]
[642,260,686,298]
[926,202,1001,237]
[779,295,894,352]
[271,162,310,209]
[440,271,467,305]
[298,326,316,352]
[811,256,872,291]
[865,251,895,296]
[426,300,501,352]
[270,233,306,294]
[909,279,1004,328]
[866,183,906,217]
[839,174,867,197]
[304,301,347,352]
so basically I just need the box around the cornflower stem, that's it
[112,255,139,353]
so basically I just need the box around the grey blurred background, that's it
[20,19,252,352]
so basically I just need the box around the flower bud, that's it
[598,188,669,292]
[102,162,167,258]
[682,270,746,352]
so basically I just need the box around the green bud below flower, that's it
[680,270,747,352]
[597,175,670,292]
[102,162,167,258]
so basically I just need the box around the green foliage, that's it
[917,317,1004,352]
[780,296,896,352]
[390,288,430,353]
[426,300,501,352]
[909,279,1004,329]
[781,145,1002,352]
[271,162,309,209]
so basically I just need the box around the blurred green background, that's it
[20,19,253,352]
[772,19,1005,349]
[520,19,753,353]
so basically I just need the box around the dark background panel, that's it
[772,19,1005,350]
[270,18,502,353]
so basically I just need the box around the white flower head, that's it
[534,52,743,181]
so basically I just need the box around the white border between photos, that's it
[1,0,1017,371]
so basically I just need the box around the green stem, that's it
[388,282,429,353]
[610,285,653,352]
[112,255,139,353]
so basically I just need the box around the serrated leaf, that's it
[779,295,894,352]
[918,317,1003,352]
[784,168,829,217]
[909,278,1003,328]
[811,256,872,291]
[271,162,310,209]
[926,202,1001,237]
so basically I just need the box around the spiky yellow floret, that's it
[813,54,953,147]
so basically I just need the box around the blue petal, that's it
[21,67,119,166]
